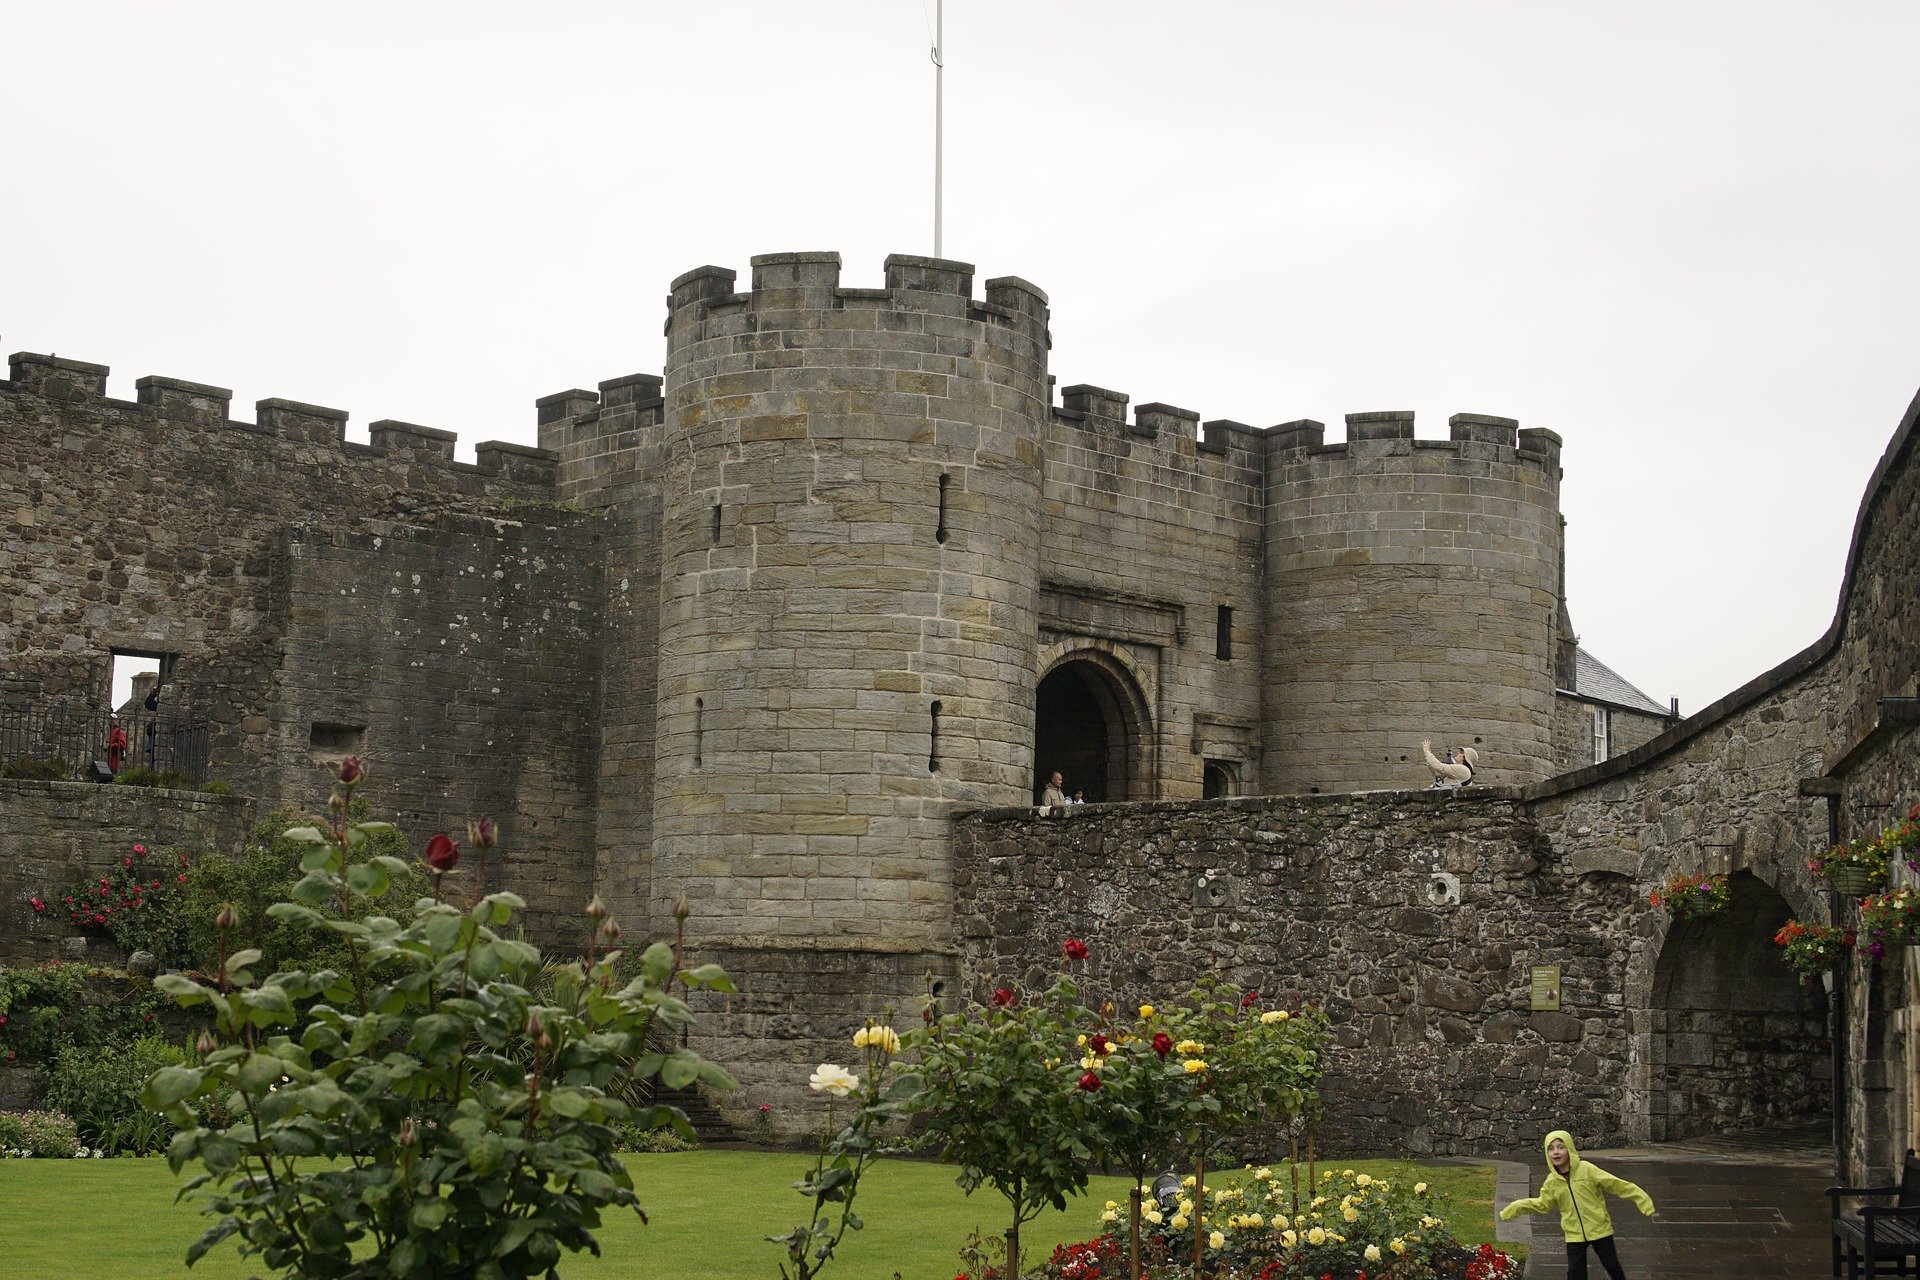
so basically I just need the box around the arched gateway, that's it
[1033,652,1153,803]
[1648,871,1831,1140]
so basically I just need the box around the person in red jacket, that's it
[106,716,128,774]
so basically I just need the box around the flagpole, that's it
[933,0,944,258]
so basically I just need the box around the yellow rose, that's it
[1254,1166,1272,1181]
[1342,1206,1359,1222]
[1100,1209,1119,1224]
[1307,1226,1326,1246]
[1272,1213,1290,1229]
[1144,1208,1164,1225]
[1178,1198,1193,1215]
[1182,1175,1197,1188]
[1259,1009,1285,1024]
[1364,1244,1381,1262]
[1354,1173,1372,1188]
[1183,1059,1207,1074]
[1281,1230,1297,1247]
[1170,1214,1187,1231]
[1208,1231,1225,1250]
[1310,1196,1325,1209]
[1391,1238,1407,1255]
[1081,1055,1097,1070]
[1176,1039,1206,1056]
[1077,1034,1088,1047]
[1421,1215,1441,1229]
[1139,1004,1155,1019]
[1414,1182,1428,1194]
[1341,1168,1355,1178]
[1243,1213,1263,1228]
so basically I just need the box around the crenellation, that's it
[882,252,972,300]
[474,440,558,485]
[135,374,231,424]
[1059,383,1128,423]
[598,372,663,410]
[256,396,347,446]
[1266,418,1327,452]
[9,351,109,399]
[535,387,599,426]
[1449,411,1519,450]
[1345,409,1416,443]
[1132,401,1198,442]
[368,419,456,463]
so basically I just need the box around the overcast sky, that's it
[7,2,1917,719]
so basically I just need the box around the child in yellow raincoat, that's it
[1499,1129,1656,1280]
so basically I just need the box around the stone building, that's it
[8,251,1904,1172]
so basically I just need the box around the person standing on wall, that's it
[106,715,128,774]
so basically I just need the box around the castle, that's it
[17,252,1910,1175]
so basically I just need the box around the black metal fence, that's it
[0,700,210,784]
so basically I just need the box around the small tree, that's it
[143,760,737,1278]
[908,964,1102,1279]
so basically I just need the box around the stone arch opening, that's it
[1034,653,1152,803]
[1649,870,1831,1140]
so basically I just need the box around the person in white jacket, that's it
[1422,739,1477,788]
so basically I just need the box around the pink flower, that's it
[991,988,1016,1008]
[133,844,147,857]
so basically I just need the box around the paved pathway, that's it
[1493,1124,1836,1279]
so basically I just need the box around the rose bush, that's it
[144,761,738,1278]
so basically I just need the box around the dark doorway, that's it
[1650,870,1831,1139]
[1203,760,1235,799]
[1033,656,1149,804]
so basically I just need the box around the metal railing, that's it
[0,699,210,784]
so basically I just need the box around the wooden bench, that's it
[1830,1149,1920,1278]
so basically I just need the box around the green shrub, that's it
[147,772,740,1279]
[0,755,71,781]
[617,1124,697,1153]
[61,842,195,967]
[0,1109,80,1157]
[0,962,164,1062]
[46,1035,185,1154]
[199,779,232,795]
[182,806,417,977]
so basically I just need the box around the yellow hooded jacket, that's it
[1498,1130,1655,1243]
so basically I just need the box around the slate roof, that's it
[1567,646,1671,717]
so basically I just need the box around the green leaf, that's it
[346,861,390,897]
[660,1049,701,1090]
[291,870,336,906]
[224,948,264,976]
[143,1065,202,1109]
[494,1219,537,1258]
[238,1052,282,1096]
[154,973,214,1005]
[282,825,327,844]
[546,1088,591,1119]
[265,901,327,929]
[638,942,675,985]
[410,1198,449,1230]
[356,820,397,833]
[390,1239,428,1277]
[301,846,336,873]
[240,985,293,1015]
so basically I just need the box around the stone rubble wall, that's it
[0,778,253,966]
[952,790,1634,1156]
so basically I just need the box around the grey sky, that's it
[7,2,1917,719]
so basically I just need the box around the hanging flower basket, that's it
[1648,872,1731,921]
[1773,920,1854,983]
[1860,888,1920,959]
[1809,836,1890,896]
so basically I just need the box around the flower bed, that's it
[1039,1164,1515,1279]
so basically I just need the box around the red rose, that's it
[1088,1033,1110,1054]
[991,988,1016,1008]
[1063,937,1089,961]
[337,755,364,785]
[425,834,461,872]
[1076,1071,1103,1092]
[1241,989,1259,1008]
[122,857,133,868]
[1152,1032,1173,1058]
[177,874,187,884]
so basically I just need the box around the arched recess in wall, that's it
[1649,870,1831,1141]
[1033,651,1153,804]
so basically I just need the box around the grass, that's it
[0,1151,1503,1278]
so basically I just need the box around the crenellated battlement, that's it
[4,351,559,488]
[664,252,1049,344]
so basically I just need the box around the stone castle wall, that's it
[952,789,1631,1156]
[1261,415,1565,793]
[0,351,601,946]
[0,779,253,965]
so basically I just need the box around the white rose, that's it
[807,1063,859,1097]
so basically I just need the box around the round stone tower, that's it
[655,253,1050,1125]
[1259,412,1565,793]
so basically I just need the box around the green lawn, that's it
[0,1152,1501,1278]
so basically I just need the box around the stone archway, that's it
[1034,652,1153,803]
[1649,870,1831,1140]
